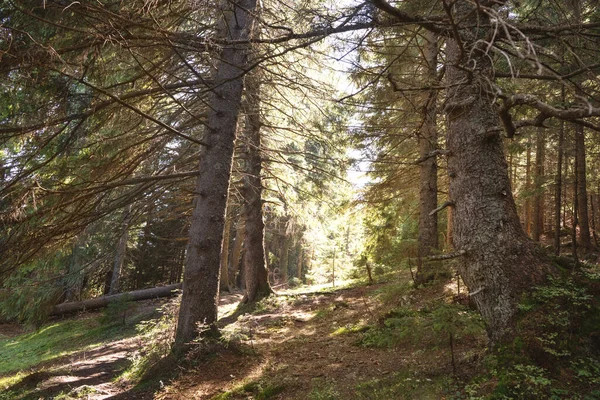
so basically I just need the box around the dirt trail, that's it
[5,292,244,400]
[7,282,474,399]
[157,284,450,399]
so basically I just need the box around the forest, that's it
[1,0,600,398]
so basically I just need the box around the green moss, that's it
[355,370,454,400]
[210,380,285,400]
[0,315,138,376]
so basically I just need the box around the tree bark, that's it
[554,120,564,255]
[524,137,532,236]
[241,66,272,303]
[52,283,182,316]
[575,124,591,250]
[296,246,303,280]
[415,30,439,285]
[229,216,246,288]
[280,233,290,283]
[220,205,232,293]
[174,0,257,348]
[532,128,545,241]
[445,2,550,343]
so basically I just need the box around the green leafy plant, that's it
[493,364,552,399]
[430,303,484,375]
[120,298,179,382]
[100,295,132,326]
[309,378,339,400]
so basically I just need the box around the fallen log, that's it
[51,283,182,316]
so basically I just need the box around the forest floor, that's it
[1,273,490,399]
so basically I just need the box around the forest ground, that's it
[0,272,489,399]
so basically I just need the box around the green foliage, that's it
[0,314,138,377]
[464,272,600,399]
[518,275,597,362]
[251,295,287,314]
[358,302,484,350]
[211,380,285,400]
[100,295,133,326]
[431,303,484,339]
[354,370,454,400]
[493,364,552,399]
[120,299,178,382]
[308,378,339,400]
[570,357,600,386]
[0,251,68,326]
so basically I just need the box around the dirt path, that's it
[7,282,478,399]
[157,283,453,399]
[5,292,245,400]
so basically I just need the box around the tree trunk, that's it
[554,120,564,255]
[532,128,545,241]
[175,0,257,347]
[296,247,303,280]
[109,206,132,295]
[229,216,246,288]
[572,155,579,263]
[445,2,550,343]
[220,206,232,293]
[65,235,87,302]
[575,124,591,250]
[591,194,598,247]
[415,30,439,285]
[241,66,272,303]
[52,283,182,316]
[524,137,532,236]
[280,233,290,283]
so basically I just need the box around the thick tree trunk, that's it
[241,68,272,303]
[524,138,532,236]
[109,206,132,295]
[554,120,564,255]
[572,155,579,263]
[52,283,182,316]
[174,0,257,348]
[575,124,591,250]
[445,2,549,343]
[532,128,545,241]
[415,31,439,285]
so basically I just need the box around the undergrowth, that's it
[463,264,600,399]
[119,297,179,383]
[210,379,285,400]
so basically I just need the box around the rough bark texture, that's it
[532,128,545,242]
[524,139,532,236]
[415,31,439,285]
[554,121,564,255]
[241,69,272,303]
[575,124,591,250]
[174,0,257,347]
[445,2,549,343]
[52,283,181,316]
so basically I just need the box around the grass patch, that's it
[0,315,139,377]
[355,370,456,400]
[210,379,285,399]
[308,378,339,400]
[331,322,369,336]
